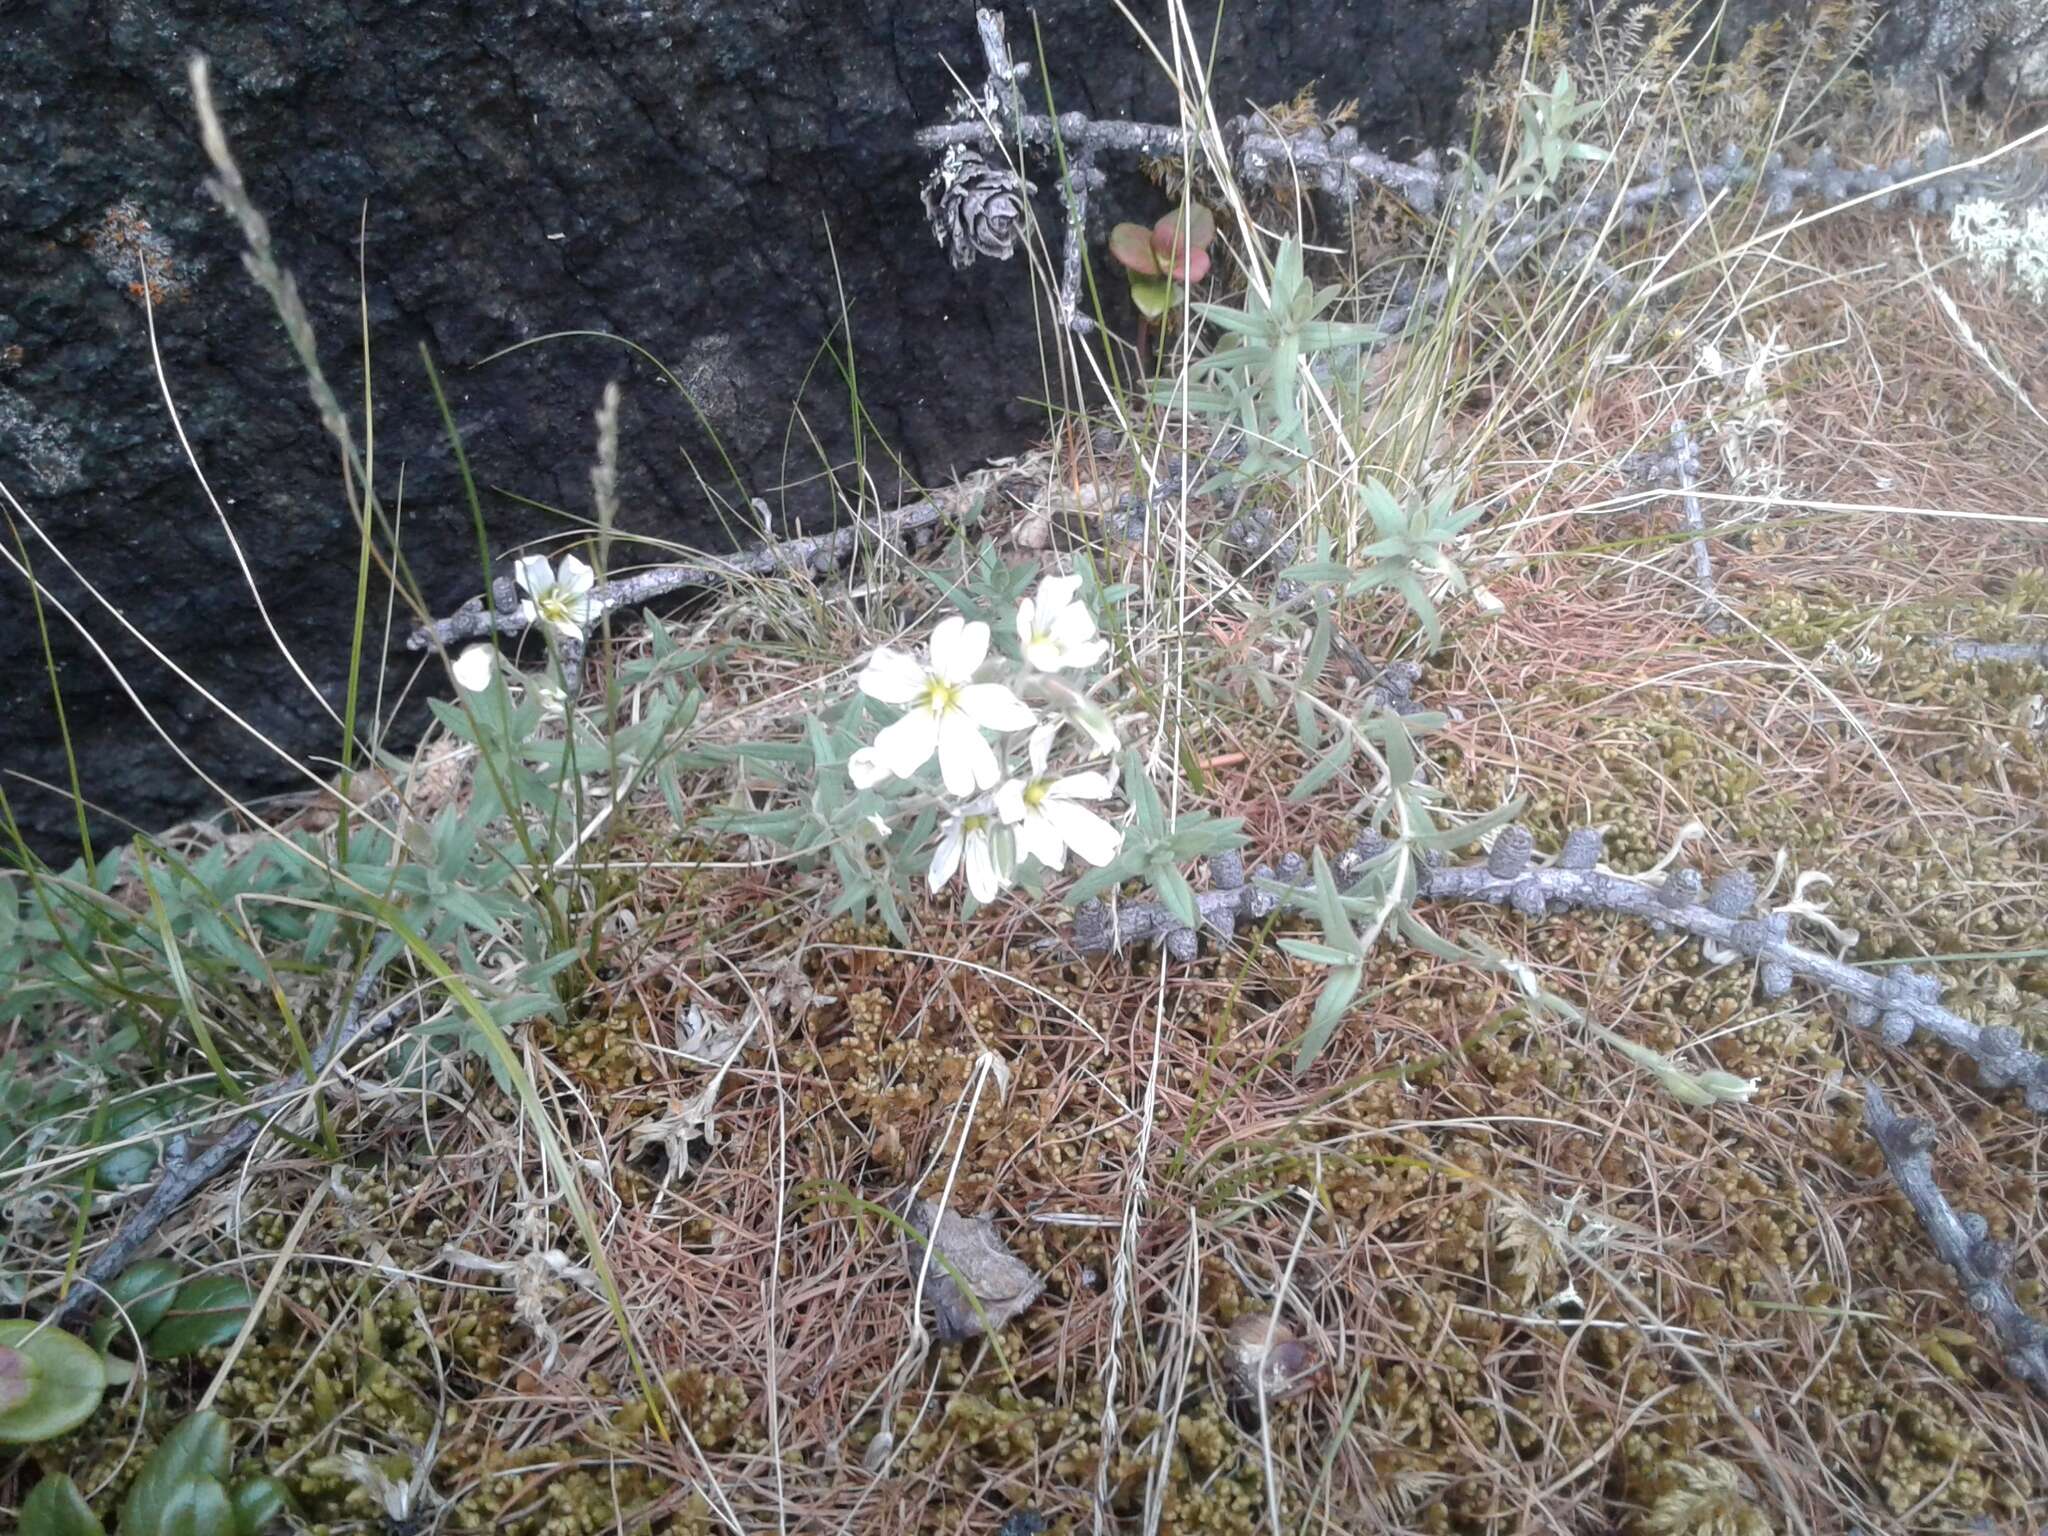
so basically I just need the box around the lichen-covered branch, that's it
[1864,1085,2048,1394]
[1068,824,2048,1114]
[405,496,948,653]
[51,968,417,1327]
[1942,639,2048,666]
[916,10,2010,333]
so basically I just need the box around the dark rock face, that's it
[0,0,1537,858]
[8,0,2009,859]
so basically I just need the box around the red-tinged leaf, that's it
[1168,245,1211,283]
[1153,203,1215,260]
[1108,222,1159,274]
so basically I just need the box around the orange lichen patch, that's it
[88,199,193,305]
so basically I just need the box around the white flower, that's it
[994,721,1121,872]
[856,616,1035,796]
[929,799,1011,903]
[514,553,601,641]
[848,747,892,789]
[1017,574,1107,672]
[452,644,498,692]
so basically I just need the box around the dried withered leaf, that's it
[1224,1310,1324,1404]
[899,1197,1043,1341]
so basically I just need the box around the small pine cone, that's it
[922,146,1031,269]
[1210,849,1246,892]
[1558,827,1604,871]
[1487,826,1533,879]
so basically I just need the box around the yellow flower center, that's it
[537,592,576,627]
[924,678,961,715]
[1022,779,1050,810]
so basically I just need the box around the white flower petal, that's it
[993,778,1028,823]
[1036,574,1083,613]
[516,598,540,626]
[513,556,556,599]
[873,709,941,778]
[858,647,929,705]
[931,616,990,682]
[556,554,595,596]
[452,645,498,692]
[1050,770,1112,801]
[936,711,1000,796]
[1047,800,1121,867]
[848,746,893,789]
[1048,602,1097,646]
[1016,813,1068,872]
[1014,595,1038,645]
[957,683,1035,733]
[1027,718,1060,775]
[964,830,1006,902]
[928,821,964,892]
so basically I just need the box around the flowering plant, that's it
[512,553,602,640]
[711,542,1245,939]
[846,573,1127,909]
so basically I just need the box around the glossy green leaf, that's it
[229,1475,291,1536]
[148,1276,253,1359]
[19,1473,106,1536]
[91,1259,184,1352]
[120,1413,232,1536]
[0,1322,106,1444]
[156,1478,234,1536]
